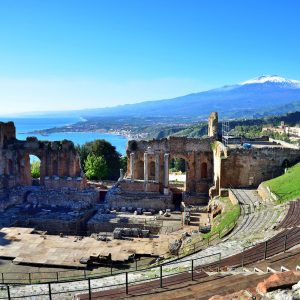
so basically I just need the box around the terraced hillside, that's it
[225,189,287,244]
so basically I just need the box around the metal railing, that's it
[0,216,237,285]
[0,228,299,299]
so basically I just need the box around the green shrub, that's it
[31,161,40,179]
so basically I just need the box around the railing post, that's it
[160,265,163,288]
[48,283,52,300]
[29,272,31,284]
[56,272,59,282]
[264,241,268,260]
[192,258,196,281]
[125,272,128,295]
[111,264,113,275]
[284,234,288,252]
[241,248,245,268]
[7,285,11,300]
[1,273,4,284]
[218,253,221,272]
[88,278,92,300]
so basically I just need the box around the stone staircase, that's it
[189,212,202,226]
[224,189,288,244]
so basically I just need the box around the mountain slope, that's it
[7,75,300,120]
[78,75,300,119]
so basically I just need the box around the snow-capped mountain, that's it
[72,75,300,119]
[241,75,300,87]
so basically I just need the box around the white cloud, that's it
[0,77,212,115]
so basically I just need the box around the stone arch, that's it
[29,155,42,186]
[135,160,144,180]
[201,162,208,179]
[19,152,44,185]
[168,156,187,192]
[170,153,189,164]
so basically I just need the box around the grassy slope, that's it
[203,197,240,239]
[263,163,300,203]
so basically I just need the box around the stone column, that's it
[144,152,148,182]
[119,169,124,180]
[208,112,218,138]
[155,153,160,183]
[163,153,169,195]
[130,152,135,180]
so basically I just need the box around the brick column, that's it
[164,153,169,195]
[130,152,135,180]
[155,153,160,183]
[144,152,148,182]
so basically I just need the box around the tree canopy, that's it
[169,158,186,173]
[84,154,108,180]
[77,139,122,180]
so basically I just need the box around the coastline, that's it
[27,128,147,141]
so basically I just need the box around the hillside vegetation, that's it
[36,110,300,141]
[263,163,300,203]
[203,197,240,239]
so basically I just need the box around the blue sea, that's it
[0,117,128,155]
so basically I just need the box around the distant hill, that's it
[78,75,300,119]
[153,111,300,140]
[5,75,300,121]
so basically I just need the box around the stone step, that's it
[189,221,200,226]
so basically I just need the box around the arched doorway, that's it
[30,155,41,186]
[19,153,42,186]
[169,157,187,209]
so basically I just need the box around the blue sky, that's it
[1,0,300,114]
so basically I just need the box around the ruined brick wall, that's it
[26,187,98,209]
[0,121,90,213]
[118,180,160,192]
[15,208,96,235]
[44,177,87,189]
[215,145,300,190]
[0,122,85,192]
[105,186,174,211]
[125,136,214,195]
[126,136,213,154]
[0,122,16,148]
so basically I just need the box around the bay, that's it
[0,117,128,155]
